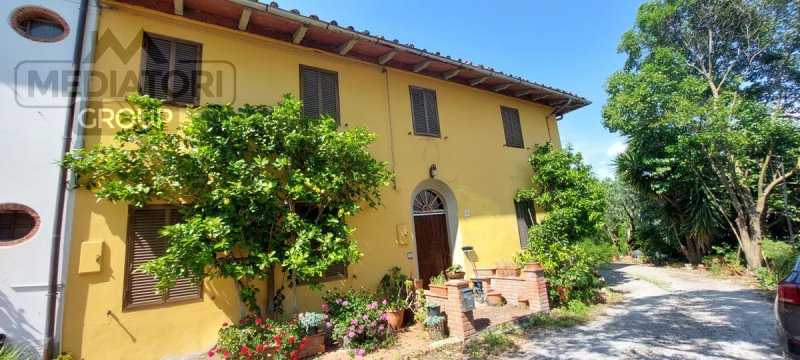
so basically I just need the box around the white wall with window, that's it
[0,0,97,354]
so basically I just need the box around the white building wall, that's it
[0,0,96,353]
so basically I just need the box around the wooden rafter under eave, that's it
[174,0,183,15]
[378,49,399,65]
[413,60,432,73]
[238,8,252,31]
[338,38,359,55]
[292,25,308,44]
[469,76,490,86]
[493,83,511,92]
[443,68,462,80]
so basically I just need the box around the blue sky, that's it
[278,0,644,179]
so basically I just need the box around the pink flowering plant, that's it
[321,289,391,355]
[214,314,307,360]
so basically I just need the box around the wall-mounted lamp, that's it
[429,164,438,178]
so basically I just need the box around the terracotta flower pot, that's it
[416,321,425,331]
[486,291,504,305]
[474,268,496,277]
[413,278,424,290]
[385,309,405,330]
[525,262,543,271]
[298,332,325,358]
[446,271,466,280]
[496,268,521,278]
[428,284,447,297]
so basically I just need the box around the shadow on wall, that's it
[0,287,40,352]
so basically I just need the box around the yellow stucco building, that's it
[61,0,590,358]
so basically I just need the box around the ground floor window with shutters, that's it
[409,86,441,137]
[123,205,202,310]
[140,33,202,105]
[299,65,340,124]
[514,199,537,248]
[501,106,524,148]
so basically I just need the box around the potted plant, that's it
[474,267,496,277]
[298,312,326,357]
[412,289,426,331]
[524,262,543,271]
[445,264,466,280]
[428,272,448,297]
[424,301,442,317]
[424,315,447,340]
[377,266,414,330]
[486,290,504,305]
[495,260,521,277]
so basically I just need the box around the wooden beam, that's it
[174,0,183,15]
[493,83,511,92]
[468,76,490,86]
[531,94,550,101]
[514,89,533,97]
[292,25,309,44]
[378,49,399,65]
[338,38,359,55]
[443,68,462,80]
[238,8,252,31]
[412,60,432,73]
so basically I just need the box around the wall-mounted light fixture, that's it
[429,164,438,178]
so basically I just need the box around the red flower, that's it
[246,357,252,360]
[288,336,295,343]
[556,286,563,292]
[239,318,245,325]
[240,346,249,355]
[299,344,306,350]
[281,331,287,337]
[216,348,222,353]
[222,322,229,327]
[288,321,294,326]
[223,350,230,357]
[207,351,214,357]
[266,324,271,329]
[261,325,267,329]
[256,317,263,324]
[559,294,566,300]
[301,337,307,343]
[256,344,264,352]
[275,347,281,352]
[291,350,299,357]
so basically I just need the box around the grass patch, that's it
[463,323,521,359]
[638,275,671,290]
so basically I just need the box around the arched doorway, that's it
[413,189,451,288]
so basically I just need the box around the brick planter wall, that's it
[424,280,476,339]
[488,276,526,304]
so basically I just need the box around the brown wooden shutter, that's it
[171,42,200,105]
[124,206,201,309]
[514,200,537,248]
[141,33,201,105]
[502,106,524,148]
[141,35,171,101]
[319,71,339,123]
[410,87,440,136]
[125,207,169,308]
[300,67,320,119]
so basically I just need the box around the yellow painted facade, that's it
[62,3,564,358]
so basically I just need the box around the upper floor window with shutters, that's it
[501,106,524,148]
[123,205,202,310]
[300,65,340,124]
[409,86,441,137]
[140,33,201,105]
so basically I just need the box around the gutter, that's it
[227,0,590,108]
[43,0,91,358]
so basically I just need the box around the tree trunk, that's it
[736,215,766,269]
[625,222,634,248]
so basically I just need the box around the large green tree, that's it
[604,0,800,268]
[63,94,393,314]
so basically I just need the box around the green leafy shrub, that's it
[321,289,391,355]
[376,266,413,310]
[214,314,305,360]
[762,239,798,280]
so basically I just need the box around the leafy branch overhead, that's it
[63,94,394,312]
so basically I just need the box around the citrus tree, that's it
[63,94,393,315]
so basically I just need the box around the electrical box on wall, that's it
[78,241,104,274]
[396,224,410,245]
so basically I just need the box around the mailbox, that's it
[461,288,476,312]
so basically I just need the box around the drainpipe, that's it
[43,0,90,358]
[544,99,571,143]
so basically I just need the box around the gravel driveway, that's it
[509,263,782,360]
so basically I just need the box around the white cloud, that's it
[606,141,627,157]
[595,167,613,180]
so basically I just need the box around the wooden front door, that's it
[413,190,450,288]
